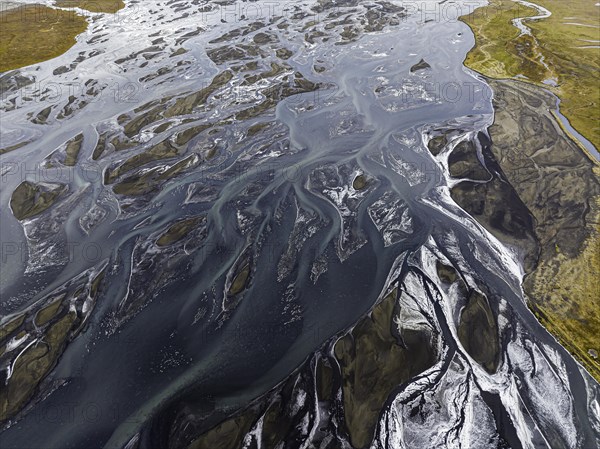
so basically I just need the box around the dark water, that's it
[1,0,599,448]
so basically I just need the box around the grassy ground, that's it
[530,226,600,380]
[461,0,600,150]
[462,1,600,381]
[0,1,125,73]
[0,5,88,72]
[54,0,125,14]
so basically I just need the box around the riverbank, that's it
[457,1,600,382]
[0,4,87,72]
[0,2,22,12]
[0,1,125,73]
[495,78,600,380]
[54,0,124,13]
[460,0,600,152]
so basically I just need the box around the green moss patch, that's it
[10,181,67,221]
[54,0,125,13]
[0,5,88,72]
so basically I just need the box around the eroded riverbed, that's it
[0,1,599,448]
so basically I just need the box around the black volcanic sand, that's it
[167,78,600,448]
[485,79,599,261]
[458,289,499,373]
[448,132,540,273]
[449,78,600,379]
[164,285,437,449]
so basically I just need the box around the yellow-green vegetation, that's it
[0,316,25,341]
[156,216,203,246]
[462,1,600,382]
[352,174,368,190]
[54,0,125,13]
[188,410,257,449]
[243,62,287,84]
[474,77,600,381]
[64,133,84,166]
[228,263,250,296]
[104,140,179,184]
[461,0,600,149]
[436,261,500,373]
[316,357,334,401]
[0,312,76,421]
[186,285,437,447]
[187,363,310,448]
[247,122,269,136]
[112,154,199,196]
[0,269,106,422]
[10,181,67,221]
[175,124,212,146]
[528,199,600,381]
[0,141,31,156]
[34,295,65,326]
[461,1,541,78]
[436,261,458,284]
[164,71,234,118]
[0,5,87,72]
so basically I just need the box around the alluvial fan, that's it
[0,0,598,448]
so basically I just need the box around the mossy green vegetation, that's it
[461,1,540,78]
[0,316,25,341]
[104,140,179,184]
[227,263,250,296]
[185,283,436,448]
[111,153,199,196]
[0,0,125,73]
[188,411,257,449]
[156,216,203,246]
[462,0,600,382]
[247,122,269,136]
[0,312,77,421]
[528,207,600,381]
[64,133,83,166]
[0,5,88,72]
[0,268,107,422]
[34,296,65,326]
[316,357,334,401]
[436,260,458,284]
[461,0,600,150]
[460,77,600,382]
[10,181,67,221]
[352,174,368,190]
[54,0,125,14]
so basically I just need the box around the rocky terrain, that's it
[484,79,600,380]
